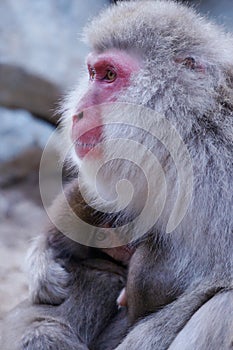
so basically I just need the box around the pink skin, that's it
[102,245,136,264]
[71,49,141,159]
[117,287,127,308]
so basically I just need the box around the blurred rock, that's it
[191,0,233,30]
[0,0,108,87]
[0,188,48,319]
[0,147,50,319]
[0,107,54,163]
[0,147,42,189]
[0,63,62,124]
[0,113,60,319]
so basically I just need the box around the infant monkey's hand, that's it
[117,287,127,308]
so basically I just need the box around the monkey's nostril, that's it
[73,112,84,124]
[77,111,84,120]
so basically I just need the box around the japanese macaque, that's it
[1,1,233,349]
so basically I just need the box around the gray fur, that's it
[1,257,128,350]
[1,1,233,349]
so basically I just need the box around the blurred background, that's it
[0,0,232,320]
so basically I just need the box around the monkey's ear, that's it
[175,56,205,73]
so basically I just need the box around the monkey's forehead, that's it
[83,0,233,65]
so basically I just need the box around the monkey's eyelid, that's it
[98,66,117,81]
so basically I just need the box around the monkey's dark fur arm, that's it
[1,258,129,350]
[115,284,233,350]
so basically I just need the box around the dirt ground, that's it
[0,147,48,320]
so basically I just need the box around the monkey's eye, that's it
[89,68,96,80]
[104,69,117,82]
[183,57,196,70]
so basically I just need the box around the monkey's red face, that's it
[71,49,141,159]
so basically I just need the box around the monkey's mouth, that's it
[72,124,103,159]
[74,140,101,158]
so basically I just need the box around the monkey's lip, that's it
[74,139,101,158]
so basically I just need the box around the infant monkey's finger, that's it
[117,288,127,309]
